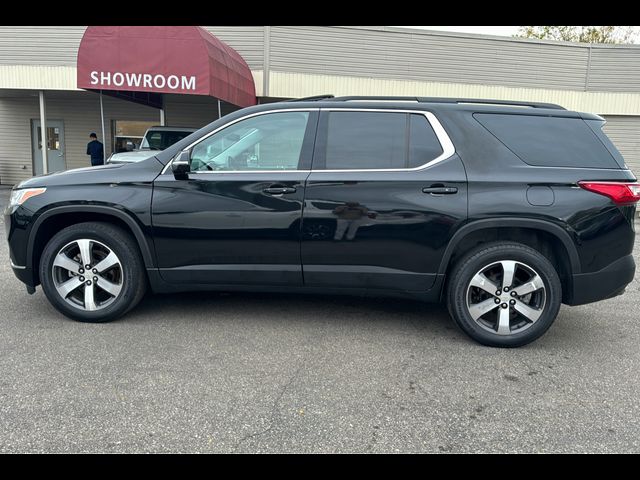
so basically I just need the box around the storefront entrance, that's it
[32,119,66,175]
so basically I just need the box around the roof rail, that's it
[285,94,335,102]
[330,96,566,110]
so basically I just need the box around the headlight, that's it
[9,188,47,207]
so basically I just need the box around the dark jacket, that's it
[87,140,104,166]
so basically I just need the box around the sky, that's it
[393,26,521,37]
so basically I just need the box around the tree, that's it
[515,26,638,44]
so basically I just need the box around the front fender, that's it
[27,204,156,270]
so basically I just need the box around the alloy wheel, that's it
[51,239,123,311]
[465,260,546,336]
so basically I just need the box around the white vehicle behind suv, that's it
[107,126,197,164]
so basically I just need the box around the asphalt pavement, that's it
[0,184,639,453]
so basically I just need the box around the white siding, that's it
[0,95,35,185]
[603,115,640,177]
[0,26,86,65]
[0,26,264,68]
[269,26,590,91]
[163,94,240,129]
[1,26,640,94]
[0,90,160,185]
[204,26,265,70]
[268,71,640,115]
[589,47,640,92]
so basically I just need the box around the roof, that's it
[257,95,602,116]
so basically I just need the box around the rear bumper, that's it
[567,254,636,306]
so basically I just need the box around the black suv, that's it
[4,96,638,347]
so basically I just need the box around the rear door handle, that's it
[263,186,297,195]
[422,186,458,195]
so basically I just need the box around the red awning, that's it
[77,26,256,107]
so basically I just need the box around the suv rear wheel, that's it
[39,222,146,322]
[446,242,562,347]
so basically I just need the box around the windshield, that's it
[141,130,192,150]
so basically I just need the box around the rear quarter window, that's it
[474,113,620,169]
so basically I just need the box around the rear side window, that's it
[320,111,443,170]
[584,119,627,169]
[474,113,620,169]
[409,114,444,166]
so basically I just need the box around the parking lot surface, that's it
[1,185,639,453]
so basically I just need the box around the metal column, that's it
[160,94,165,126]
[38,90,48,174]
[99,90,106,162]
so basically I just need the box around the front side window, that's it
[190,111,310,172]
[320,111,443,170]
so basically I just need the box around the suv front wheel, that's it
[39,222,147,322]
[446,242,562,347]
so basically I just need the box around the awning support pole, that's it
[218,99,222,119]
[160,94,165,126]
[38,90,48,174]
[100,90,106,162]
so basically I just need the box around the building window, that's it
[112,120,156,154]
[37,126,60,150]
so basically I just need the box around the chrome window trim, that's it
[188,170,311,175]
[161,107,456,175]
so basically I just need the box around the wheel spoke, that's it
[53,253,82,274]
[468,298,500,320]
[77,239,93,267]
[93,252,119,273]
[52,238,124,312]
[55,276,84,298]
[497,307,511,335]
[95,276,122,297]
[501,261,517,289]
[514,274,544,297]
[84,283,97,311]
[513,299,543,323]
[469,272,499,296]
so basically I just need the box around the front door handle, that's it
[263,186,297,195]
[422,186,458,195]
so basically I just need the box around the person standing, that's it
[86,132,104,166]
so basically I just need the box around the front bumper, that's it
[10,262,36,290]
[4,205,37,290]
[567,254,636,306]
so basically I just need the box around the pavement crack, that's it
[366,425,380,452]
[232,361,305,452]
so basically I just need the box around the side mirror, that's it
[172,150,191,180]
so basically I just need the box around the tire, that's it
[39,222,147,323]
[446,242,562,348]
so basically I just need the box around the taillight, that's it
[578,181,640,205]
